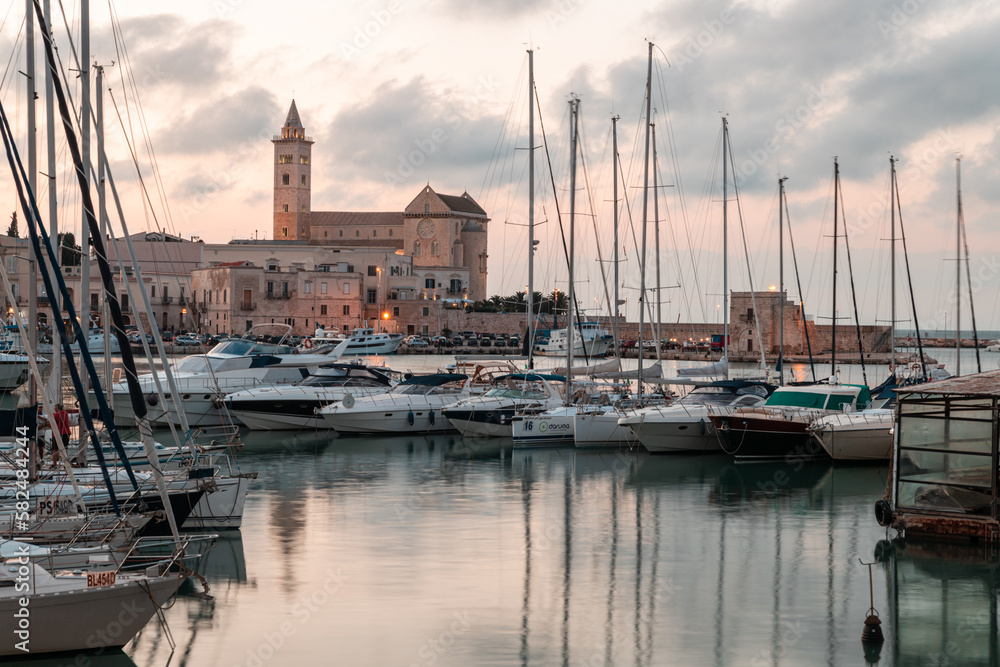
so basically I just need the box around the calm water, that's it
[16,348,1000,666]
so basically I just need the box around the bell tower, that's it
[272,100,313,241]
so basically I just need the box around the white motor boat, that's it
[319,373,471,434]
[102,332,345,427]
[305,325,403,355]
[36,329,121,355]
[512,383,628,447]
[533,322,613,358]
[441,373,566,438]
[807,408,894,461]
[225,363,398,430]
[620,380,774,453]
[0,352,31,391]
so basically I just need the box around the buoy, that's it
[859,559,885,645]
[407,410,414,426]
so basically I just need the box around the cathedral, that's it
[271,101,489,301]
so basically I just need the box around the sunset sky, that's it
[3,0,999,331]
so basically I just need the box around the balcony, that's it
[265,292,293,300]
[239,302,257,311]
[161,296,173,304]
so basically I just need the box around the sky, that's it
[2,0,999,333]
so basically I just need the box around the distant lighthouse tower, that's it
[272,100,313,241]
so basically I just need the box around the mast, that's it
[955,157,961,376]
[79,0,90,391]
[722,117,729,378]
[957,157,981,372]
[26,0,37,399]
[637,41,652,392]
[97,64,111,391]
[832,158,839,379]
[652,123,662,350]
[890,156,896,373]
[778,177,786,386]
[43,0,59,403]
[565,97,578,404]
[527,48,535,369]
[612,115,620,368]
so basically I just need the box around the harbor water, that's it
[13,348,1000,666]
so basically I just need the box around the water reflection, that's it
[99,430,1000,665]
[880,539,1000,666]
[6,652,138,667]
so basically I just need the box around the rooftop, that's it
[896,369,1000,398]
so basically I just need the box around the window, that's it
[321,282,328,294]
[373,230,377,237]
[424,278,435,289]
[224,289,227,303]
[355,230,360,237]
[339,230,343,237]
[302,205,306,212]
[282,205,289,213]
[389,229,393,237]
[151,284,156,298]
[121,294,129,310]
[321,305,328,315]
[367,290,377,304]
[304,282,311,294]
[343,283,350,295]
[450,278,462,293]
[300,155,309,164]
[163,285,169,299]
[413,241,421,256]
[282,226,288,237]
[266,281,274,296]
[90,293,99,309]
[342,305,350,316]
[282,282,289,298]
[243,290,252,308]
[393,307,399,317]
[282,173,289,185]
[424,204,430,214]
[431,242,439,256]
[215,289,219,303]
[279,154,293,164]
[456,222,459,234]
[422,307,429,317]
[208,291,212,304]
[324,231,328,238]
[301,175,306,185]
[368,266,378,277]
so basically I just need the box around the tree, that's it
[5,212,17,238]
[57,232,82,266]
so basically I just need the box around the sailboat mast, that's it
[566,97,578,403]
[25,0,37,399]
[97,65,112,391]
[79,0,90,390]
[890,156,897,373]
[722,117,729,378]
[526,49,535,369]
[612,115,620,364]
[638,42,652,392]
[957,157,981,373]
[955,157,961,376]
[832,158,839,378]
[779,177,786,386]
[652,123,662,349]
[43,0,60,403]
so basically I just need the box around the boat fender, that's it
[874,499,893,527]
[146,393,159,407]
[342,393,355,409]
[428,410,435,425]
[408,410,415,426]
[699,418,706,436]
[211,397,224,409]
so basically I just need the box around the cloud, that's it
[157,86,282,155]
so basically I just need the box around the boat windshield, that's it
[483,386,548,399]
[764,389,856,409]
[677,387,737,407]
[212,339,296,356]
[173,355,227,374]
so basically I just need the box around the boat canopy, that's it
[764,384,871,410]
[496,373,567,383]
[401,373,469,386]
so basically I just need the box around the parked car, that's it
[175,334,201,346]
[619,340,637,351]
[404,336,429,348]
[160,331,175,342]
[430,336,453,348]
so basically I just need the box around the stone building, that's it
[270,101,489,302]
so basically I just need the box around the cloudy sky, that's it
[3,0,999,332]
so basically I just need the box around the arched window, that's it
[413,241,421,257]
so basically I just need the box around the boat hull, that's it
[809,412,894,461]
[511,413,576,446]
[0,572,184,656]
[573,411,638,448]
[711,413,828,460]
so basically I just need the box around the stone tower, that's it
[272,100,313,241]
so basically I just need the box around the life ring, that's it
[303,338,314,349]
